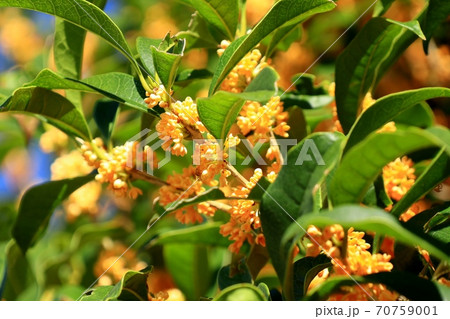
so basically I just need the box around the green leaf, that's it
[391,148,450,218]
[213,283,266,301]
[283,205,450,264]
[218,261,252,290]
[306,272,450,301]
[164,244,218,300]
[0,87,91,140]
[330,128,449,206]
[79,286,113,301]
[136,37,159,78]
[198,67,279,140]
[2,241,39,301]
[80,268,151,301]
[175,69,213,86]
[24,69,156,115]
[345,88,450,153]
[0,0,141,75]
[292,254,331,300]
[105,269,151,301]
[373,0,396,17]
[179,0,239,40]
[151,222,231,247]
[393,101,434,128]
[335,17,425,133]
[151,46,183,90]
[425,207,450,232]
[12,174,94,253]
[422,0,450,53]
[93,99,120,143]
[260,132,344,299]
[209,0,336,94]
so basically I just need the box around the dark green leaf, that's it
[391,148,450,218]
[0,87,91,140]
[218,261,252,290]
[93,99,120,143]
[336,17,425,133]
[422,0,450,53]
[13,174,94,253]
[260,132,344,299]
[425,207,450,232]
[393,101,434,128]
[292,254,331,300]
[175,69,213,86]
[209,0,336,94]
[345,88,450,153]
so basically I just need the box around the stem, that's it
[270,130,284,165]
[372,233,381,254]
[238,0,247,37]
[207,201,232,212]
[342,228,349,266]
[129,169,169,187]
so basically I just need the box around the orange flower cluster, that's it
[50,150,101,221]
[39,126,68,153]
[155,97,206,157]
[218,40,267,93]
[238,97,290,142]
[158,166,215,224]
[145,84,169,108]
[305,225,397,301]
[383,156,416,202]
[220,168,265,253]
[81,138,155,198]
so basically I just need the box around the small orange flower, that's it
[383,156,416,202]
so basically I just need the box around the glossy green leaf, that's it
[0,0,141,74]
[209,0,336,94]
[292,254,331,300]
[179,0,239,40]
[283,205,450,264]
[306,272,450,301]
[13,174,94,253]
[345,88,450,152]
[24,69,155,115]
[213,283,266,301]
[260,132,344,299]
[198,67,279,140]
[79,286,113,301]
[151,222,231,247]
[422,0,450,53]
[330,128,449,206]
[151,46,183,90]
[425,207,450,233]
[0,87,91,140]
[391,148,450,218]
[335,17,425,133]
[393,101,434,128]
